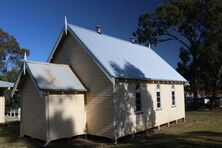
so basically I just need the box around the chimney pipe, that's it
[96,25,101,34]
[130,37,135,43]
[148,43,151,48]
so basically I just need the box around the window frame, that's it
[135,83,142,113]
[172,85,176,107]
[156,84,162,110]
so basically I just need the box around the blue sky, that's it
[0,0,182,68]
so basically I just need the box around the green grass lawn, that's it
[0,110,222,148]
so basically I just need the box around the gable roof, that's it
[0,80,14,88]
[12,61,86,95]
[26,61,86,91]
[48,23,187,82]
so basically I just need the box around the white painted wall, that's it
[114,81,185,138]
[0,96,5,123]
[47,94,86,141]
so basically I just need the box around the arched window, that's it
[157,84,160,89]
[156,84,161,109]
[136,83,141,90]
[135,83,142,112]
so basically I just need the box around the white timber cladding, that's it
[0,96,5,123]
[20,75,46,141]
[47,94,86,141]
[114,80,185,138]
[51,33,115,138]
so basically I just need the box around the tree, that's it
[0,28,29,74]
[199,30,222,108]
[133,0,222,108]
[0,28,29,109]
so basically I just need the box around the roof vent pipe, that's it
[96,25,101,34]
[130,37,135,43]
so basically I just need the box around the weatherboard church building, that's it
[12,18,187,144]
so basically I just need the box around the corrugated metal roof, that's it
[26,61,86,91]
[0,80,14,88]
[67,24,187,82]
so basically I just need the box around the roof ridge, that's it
[0,80,14,87]
[0,80,13,83]
[26,61,69,67]
[67,23,152,50]
[0,80,11,82]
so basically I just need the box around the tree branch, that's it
[158,38,174,42]
[165,30,191,50]
[197,28,209,45]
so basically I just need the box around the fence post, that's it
[13,109,16,117]
[10,109,12,117]
[18,108,21,121]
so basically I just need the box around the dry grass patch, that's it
[0,110,221,148]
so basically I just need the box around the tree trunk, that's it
[210,90,217,109]
[193,90,198,110]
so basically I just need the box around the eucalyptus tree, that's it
[134,0,222,108]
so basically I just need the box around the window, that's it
[156,84,161,109]
[172,91,175,106]
[135,83,142,112]
[172,85,176,106]
[157,91,161,108]
[0,89,3,96]
[136,92,142,111]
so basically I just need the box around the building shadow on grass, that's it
[0,125,19,143]
[116,131,222,148]
[45,130,222,147]
[1,124,222,148]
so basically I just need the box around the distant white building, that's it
[0,80,13,123]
